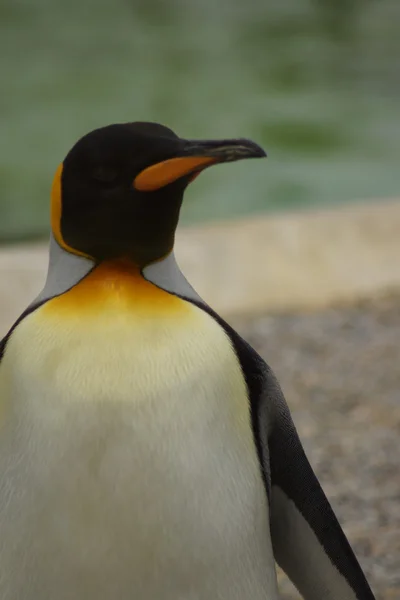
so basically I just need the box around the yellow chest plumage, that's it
[5,262,246,412]
[0,263,277,600]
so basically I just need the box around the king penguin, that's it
[0,122,375,600]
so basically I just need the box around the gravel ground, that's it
[232,290,400,600]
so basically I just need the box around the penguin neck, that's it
[34,234,202,308]
[41,258,186,317]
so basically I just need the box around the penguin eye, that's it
[91,165,118,183]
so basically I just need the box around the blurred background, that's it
[1,0,400,240]
[1,1,399,598]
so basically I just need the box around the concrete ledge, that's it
[1,199,400,334]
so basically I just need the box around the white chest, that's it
[0,302,278,600]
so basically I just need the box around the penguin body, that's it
[0,123,375,599]
[0,257,276,599]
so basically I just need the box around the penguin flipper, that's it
[266,373,375,600]
[181,301,375,599]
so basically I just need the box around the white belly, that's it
[0,301,279,600]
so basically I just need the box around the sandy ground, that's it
[233,290,400,600]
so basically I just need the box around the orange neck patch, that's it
[51,163,91,259]
[42,260,186,317]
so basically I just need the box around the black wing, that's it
[236,335,375,599]
[174,298,376,599]
[265,369,375,600]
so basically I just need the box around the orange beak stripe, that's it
[133,156,217,192]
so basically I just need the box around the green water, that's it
[1,0,400,241]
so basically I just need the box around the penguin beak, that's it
[133,138,267,192]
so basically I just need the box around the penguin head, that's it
[51,122,266,266]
